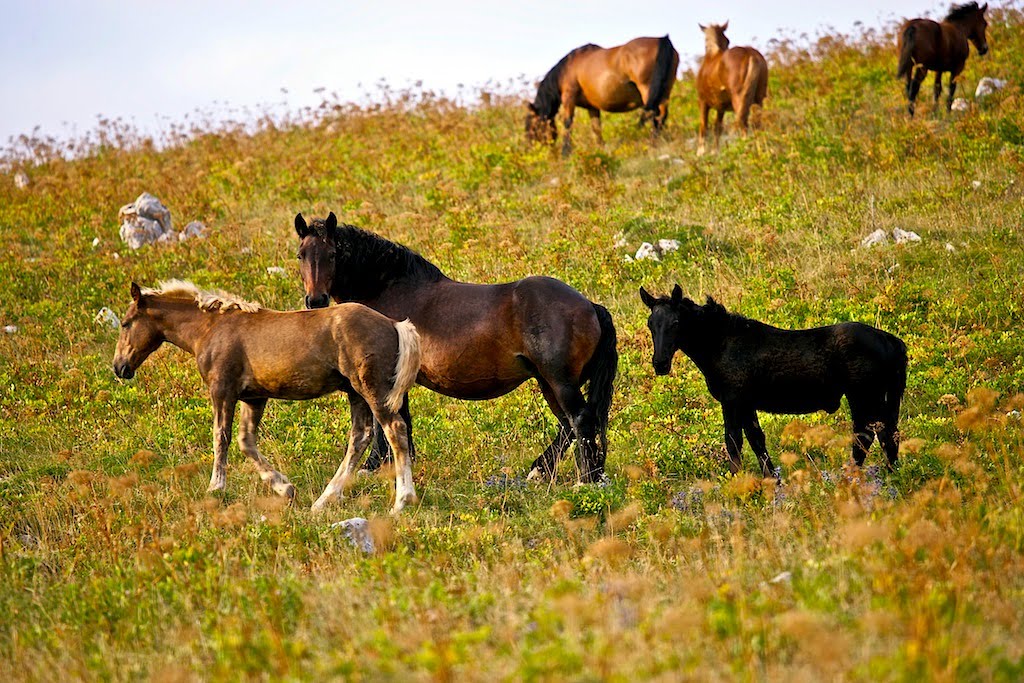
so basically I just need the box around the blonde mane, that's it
[142,279,262,313]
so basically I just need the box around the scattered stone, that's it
[657,239,681,253]
[94,307,120,329]
[892,228,921,244]
[331,517,374,553]
[635,242,660,261]
[769,571,793,584]
[945,242,956,252]
[118,192,173,249]
[657,153,671,161]
[860,229,888,248]
[178,221,206,241]
[975,77,1007,98]
[266,266,287,276]
[951,98,970,112]
[549,177,561,187]
[972,180,982,189]
[3,325,17,334]
[14,171,29,189]
[91,237,100,248]
[612,232,628,249]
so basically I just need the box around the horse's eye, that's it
[121,320,130,329]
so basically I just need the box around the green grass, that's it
[2,8,1024,680]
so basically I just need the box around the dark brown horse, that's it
[525,36,679,156]
[295,213,618,483]
[695,22,768,155]
[897,2,989,116]
[112,280,422,514]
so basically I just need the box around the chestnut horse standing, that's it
[112,280,422,514]
[296,213,618,483]
[525,36,679,156]
[897,2,989,117]
[695,22,768,155]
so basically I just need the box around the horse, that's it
[111,280,422,514]
[295,212,618,483]
[640,286,907,476]
[695,22,769,155]
[897,2,989,116]
[525,36,679,156]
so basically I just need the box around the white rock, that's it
[892,228,921,244]
[951,98,970,112]
[266,266,287,276]
[548,177,561,187]
[657,239,681,253]
[91,237,100,248]
[635,242,661,261]
[945,242,956,252]
[975,77,1008,98]
[1007,410,1021,421]
[331,517,374,553]
[612,232,628,249]
[670,158,685,165]
[3,325,17,334]
[94,307,120,329]
[118,192,173,249]
[178,221,206,241]
[768,571,792,584]
[14,171,29,189]
[972,180,982,189]
[860,229,888,248]
[657,153,671,161]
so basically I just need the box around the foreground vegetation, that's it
[2,7,1024,680]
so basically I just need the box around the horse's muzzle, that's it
[305,293,330,309]
[978,45,989,56]
[113,361,135,379]
[653,360,672,376]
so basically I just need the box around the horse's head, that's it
[640,284,698,375]
[524,102,557,145]
[699,22,730,54]
[948,2,989,55]
[112,282,165,380]
[295,212,338,309]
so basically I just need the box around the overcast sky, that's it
[2,0,942,145]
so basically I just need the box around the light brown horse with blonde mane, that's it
[112,280,421,514]
[526,36,679,156]
[695,23,768,155]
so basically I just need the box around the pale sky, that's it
[1,0,942,145]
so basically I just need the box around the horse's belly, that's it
[417,372,527,400]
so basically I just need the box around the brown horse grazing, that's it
[295,213,618,483]
[897,2,989,117]
[695,22,768,155]
[112,280,422,514]
[525,36,679,156]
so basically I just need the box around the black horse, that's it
[296,212,618,482]
[640,285,907,476]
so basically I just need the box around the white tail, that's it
[385,319,421,413]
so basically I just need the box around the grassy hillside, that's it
[2,7,1024,680]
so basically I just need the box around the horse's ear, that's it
[706,295,718,306]
[526,102,537,114]
[295,213,309,238]
[639,286,657,309]
[130,281,142,302]
[698,23,706,31]
[671,284,683,304]
[981,3,988,11]
[722,20,729,31]
[325,212,338,235]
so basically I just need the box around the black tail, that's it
[897,25,916,79]
[583,304,618,473]
[645,35,677,112]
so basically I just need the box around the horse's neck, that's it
[704,38,726,57]
[155,304,215,356]
[358,275,449,319]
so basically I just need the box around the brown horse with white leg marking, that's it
[525,35,679,156]
[296,213,617,483]
[897,2,989,117]
[695,22,768,155]
[112,280,421,514]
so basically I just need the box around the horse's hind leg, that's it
[541,375,601,483]
[722,404,745,474]
[742,411,776,478]
[207,389,236,493]
[237,399,295,500]
[933,72,943,108]
[311,394,374,512]
[713,109,726,150]
[378,413,416,515]
[362,395,415,472]
[587,108,603,146]
[527,380,574,481]
[697,101,710,155]
[946,69,962,112]
[849,397,878,467]
[908,66,928,117]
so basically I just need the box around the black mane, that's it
[946,2,982,22]
[531,44,601,119]
[308,217,445,301]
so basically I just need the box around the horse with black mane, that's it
[898,2,989,116]
[640,286,907,476]
[296,212,618,483]
[525,36,679,156]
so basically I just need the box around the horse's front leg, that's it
[907,66,928,117]
[697,100,710,155]
[713,109,726,150]
[587,108,603,146]
[560,108,576,157]
[932,72,943,108]
[946,69,961,112]
[722,404,745,474]
[208,389,237,493]
[742,411,776,479]
[237,398,295,500]
[312,393,374,512]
